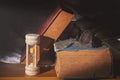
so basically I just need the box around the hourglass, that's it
[25,33,40,76]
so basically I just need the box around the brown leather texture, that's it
[55,48,112,78]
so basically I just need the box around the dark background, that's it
[0,0,57,52]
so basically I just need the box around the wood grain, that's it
[0,77,59,80]
[0,63,56,77]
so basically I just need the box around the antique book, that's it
[55,47,112,78]
[20,6,74,64]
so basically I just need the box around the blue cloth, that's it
[57,46,106,51]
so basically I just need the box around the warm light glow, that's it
[30,47,34,54]
[29,62,34,67]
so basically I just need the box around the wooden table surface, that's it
[0,63,59,80]
[0,63,120,80]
